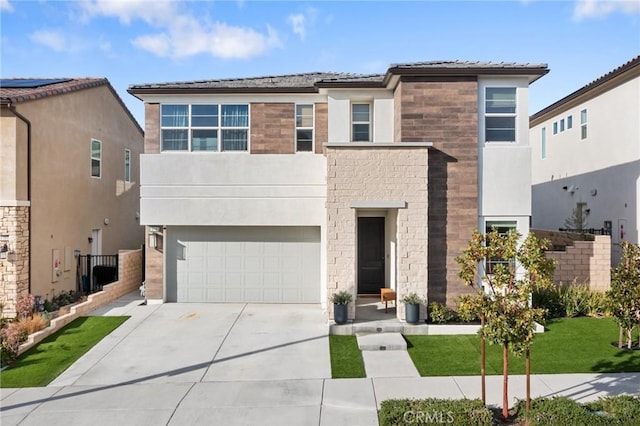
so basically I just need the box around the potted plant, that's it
[401,292,423,324]
[331,290,353,325]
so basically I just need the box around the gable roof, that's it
[128,60,548,97]
[530,55,640,125]
[0,77,143,134]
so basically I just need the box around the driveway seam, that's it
[165,382,196,426]
[199,303,248,382]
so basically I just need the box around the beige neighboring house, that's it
[0,78,144,317]
[129,60,548,321]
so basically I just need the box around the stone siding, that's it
[544,235,611,291]
[326,146,429,320]
[315,102,328,154]
[394,78,479,306]
[144,103,160,154]
[0,205,29,318]
[250,103,295,154]
[144,226,164,301]
[18,249,143,355]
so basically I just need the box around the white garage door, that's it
[175,227,320,303]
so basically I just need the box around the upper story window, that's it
[351,103,371,142]
[560,118,565,132]
[91,139,101,178]
[161,104,249,152]
[580,108,588,140]
[541,127,546,159]
[567,115,573,129]
[124,149,131,182]
[553,122,558,135]
[296,104,314,152]
[485,87,516,142]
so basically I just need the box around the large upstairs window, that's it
[161,104,249,152]
[485,87,516,142]
[296,104,314,152]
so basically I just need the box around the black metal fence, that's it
[76,254,118,294]
[558,228,612,236]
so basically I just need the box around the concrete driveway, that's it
[49,297,331,387]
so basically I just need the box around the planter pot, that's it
[333,303,349,325]
[405,303,420,324]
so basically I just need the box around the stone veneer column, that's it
[250,103,295,154]
[395,78,478,306]
[0,205,30,317]
[144,226,164,302]
[326,146,428,320]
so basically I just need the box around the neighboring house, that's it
[128,60,548,321]
[0,78,144,316]
[530,56,639,264]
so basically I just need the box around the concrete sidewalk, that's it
[1,293,638,425]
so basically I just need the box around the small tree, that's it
[607,241,640,349]
[456,229,554,419]
[564,203,588,230]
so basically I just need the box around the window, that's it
[124,149,131,182]
[296,104,314,152]
[161,104,248,152]
[580,109,587,140]
[485,88,516,142]
[560,119,565,132]
[485,221,517,274]
[91,139,101,178]
[553,122,558,135]
[351,103,371,142]
[541,127,546,159]
[567,115,572,129]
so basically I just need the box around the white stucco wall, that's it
[140,153,327,226]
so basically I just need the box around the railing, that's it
[558,228,612,236]
[76,254,119,294]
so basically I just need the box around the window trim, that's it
[160,103,250,152]
[295,103,314,153]
[580,108,587,140]
[124,149,131,183]
[351,102,372,142]
[91,139,102,179]
[484,87,517,143]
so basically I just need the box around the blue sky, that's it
[1,0,638,126]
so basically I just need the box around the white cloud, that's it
[574,0,640,20]
[288,13,306,39]
[79,0,280,59]
[0,0,13,12]
[29,29,87,53]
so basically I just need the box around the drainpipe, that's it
[7,103,32,293]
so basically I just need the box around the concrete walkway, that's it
[1,293,639,425]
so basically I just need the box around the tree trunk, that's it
[619,326,623,349]
[481,315,486,404]
[503,343,509,420]
[526,347,531,412]
[627,328,633,349]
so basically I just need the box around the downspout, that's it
[7,103,32,293]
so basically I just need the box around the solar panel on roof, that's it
[0,78,71,88]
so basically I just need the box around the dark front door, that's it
[358,217,385,294]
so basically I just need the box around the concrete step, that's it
[361,350,420,378]
[353,321,404,334]
[356,332,407,351]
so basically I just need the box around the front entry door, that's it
[358,217,385,294]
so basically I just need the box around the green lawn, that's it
[1,316,129,387]
[406,317,640,376]
[329,335,366,378]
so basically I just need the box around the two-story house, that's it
[128,60,548,321]
[530,56,639,264]
[1,78,144,316]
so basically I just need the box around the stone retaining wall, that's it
[17,249,142,355]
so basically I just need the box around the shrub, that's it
[586,395,640,420]
[330,290,352,304]
[586,291,609,317]
[455,294,480,322]
[0,321,28,366]
[379,398,493,426]
[19,313,50,335]
[559,283,592,317]
[401,292,423,305]
[533,285,564,318]
[429,302,454,324]
[515,396,607,425]
[15,294,35,319]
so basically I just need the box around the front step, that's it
[356,332,407,351]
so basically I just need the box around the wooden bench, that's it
[380,289,397,313]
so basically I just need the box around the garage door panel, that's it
[175,226,320,303]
